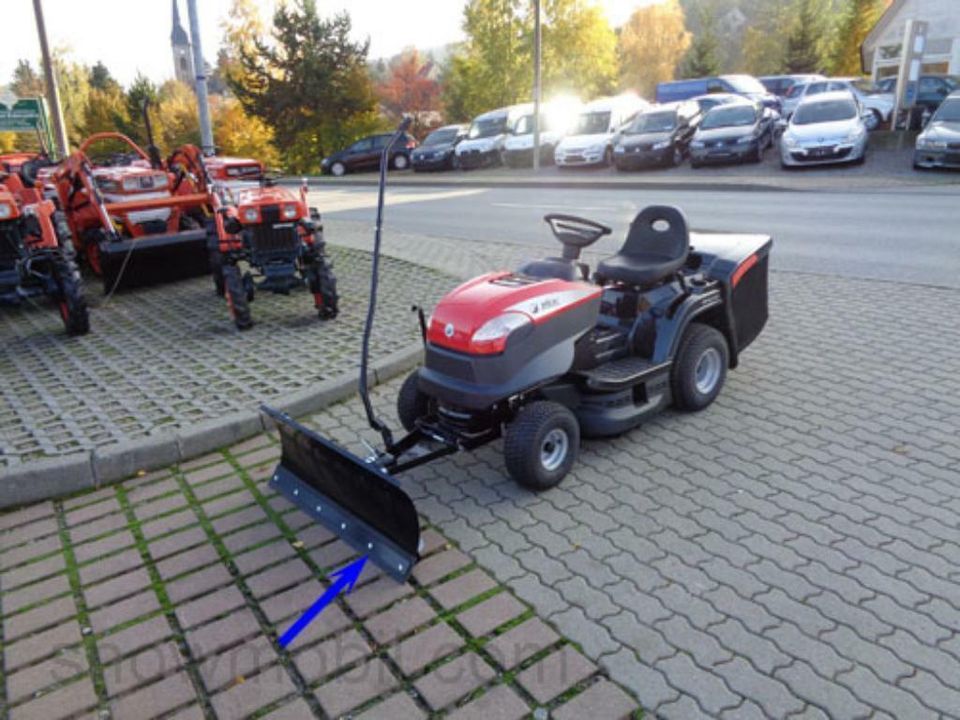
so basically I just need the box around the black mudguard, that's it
[262,406,420,581]
[98,229,211,292]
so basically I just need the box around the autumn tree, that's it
[540,0,618,99]
[123,73,160,146]
[10,60,44,97]
[681,3,721,78]
[219,0,265,89]
[212,97,280,166]
[83,83,130,138]
[829,0,887,75]
[227,0,380,172]
[784,0,827,73]
[619,0,692,98]
[376,49,441,136]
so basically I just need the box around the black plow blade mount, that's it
[98,229,210,292]
[262,406,421,582]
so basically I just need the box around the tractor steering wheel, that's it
[544,214,612,249]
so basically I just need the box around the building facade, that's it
[171,0,195,86]
[861,0,960,79]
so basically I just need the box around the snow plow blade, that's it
[98,229,211,292]
[262,406,421,582]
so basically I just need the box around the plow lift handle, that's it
[359,116,414,452]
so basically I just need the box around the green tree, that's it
[828,0,885,75]
[88,61,119,92]
[124,73,160,145]
[619,0,692,98]
[10,59,44,97]
[83,84,131,138]
[540,0,618,99]
[52,53,91,147]
[681,3,721,78]
[228,0,380,172]
[784,0,827,73]
[212,96,280,166]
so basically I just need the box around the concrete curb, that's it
[0,344,424,510]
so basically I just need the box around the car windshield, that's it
[423,128,459,146]
[933,99,960,122]
[626,111,676,134]
[468,116,507,139]
[573,111,611,135]
[945,76,959,90]
[785,84,806,99]
[723,75,766,94]
[849,79,878,95]
[793,99,858,125]
[512,114,552,135]
[700,105,756,129]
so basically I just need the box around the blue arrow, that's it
[278,555,368,648]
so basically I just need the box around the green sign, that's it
[0,97,56,157]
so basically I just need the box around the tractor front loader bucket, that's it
[263,406,421,581]
[98,229,211,292]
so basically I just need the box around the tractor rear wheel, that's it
[54,259,90,336]
[671,323,728,411]
[222,264,253,330]
[504,401,580,491]
[397,370,430,432]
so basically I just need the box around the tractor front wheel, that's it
[54,259,90,336]
[209,249,225,297]
[504,401,580,491]
[397,370,430,432]
[222,264,253,330]
[305,257,338,320]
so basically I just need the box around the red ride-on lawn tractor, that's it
[211,176,338,330]
[53,131,214,292]
[262,119,772,580]
[0,160,89,335]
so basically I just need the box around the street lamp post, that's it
[532,0,542,172]
[31,0,69,159]
[186,0,216,156]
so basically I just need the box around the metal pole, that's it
[532,0,542,172]
[31,0,68,159]
[185,0,216,155]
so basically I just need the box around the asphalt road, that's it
[311,184,960,288]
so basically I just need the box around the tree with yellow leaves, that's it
[618,0,692,99]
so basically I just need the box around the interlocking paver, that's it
[314,658,399,717]
[485,616,559,669]
[199,635,279,691]
[344,574,413,617]
[552,679,638,720]
[366,595,436,644]
[429,568,497,610]
[446,684,529,720]
[411,548,472,585]
[292,628,371,683]
[387,621,464,675]
[210,665,298,720]
[8,675,98,720]
[456,592,525,638]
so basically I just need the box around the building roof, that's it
[861,0,907,71]
[171,0,190,47]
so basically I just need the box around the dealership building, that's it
[861,0,960,79]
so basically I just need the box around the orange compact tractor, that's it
[0,155,89,335]
[213,177,338,330]
[53,131,215,292]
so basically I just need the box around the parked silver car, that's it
[782,78,892,129]
[779,91,869,168]
[913,90,960,170]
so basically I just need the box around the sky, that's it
[2,0,660,89]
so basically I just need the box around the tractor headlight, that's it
[470,312,532,354]
[652,140,671,150]
[282,205,298,220]
[0,203,12,219]
[243,208,259,223]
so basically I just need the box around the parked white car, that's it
[780,91,869,168]
[782,78,893,129]
[555,94,650,167]
[502,98,582,167]
[455,104,531,170]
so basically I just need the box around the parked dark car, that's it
[914,90,960,170]
[759,74,824,97]
[876,74,959,128]
[411,125,467,171]
[656,74,781,112]
[689,99,776,167]
[321,133,417,176]
[613,101,702,170]
[690,93,742,115]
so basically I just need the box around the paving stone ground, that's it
[0,247,451,468]
[295,231,960,720]
[0,439,638,719]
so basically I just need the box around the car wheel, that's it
[504,401,580,491]
[602,147,613,167]
[867,110,882,131]
[330,161,346,177]
[392,153,409,170]
[671,323,729,411]
[671,147,683,167]
[690,158,701,169]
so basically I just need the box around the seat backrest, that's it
[620,206,689,262]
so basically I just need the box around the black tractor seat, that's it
[596,206,689,287]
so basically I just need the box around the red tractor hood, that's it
[427,272,601,354]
